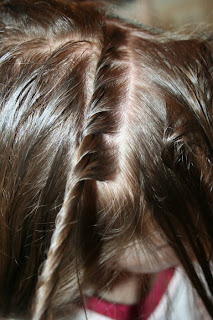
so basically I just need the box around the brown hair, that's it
[0,0,212,319]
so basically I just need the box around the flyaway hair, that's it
[0,0,212,319]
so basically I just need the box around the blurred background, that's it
[111,0,213,31]
[61,0,213,31]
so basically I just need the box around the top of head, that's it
[0,0,213,319]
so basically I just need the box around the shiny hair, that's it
[0,0,212,319]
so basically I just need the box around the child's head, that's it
[0,0,212,319]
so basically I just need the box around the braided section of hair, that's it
[32,20,131,319]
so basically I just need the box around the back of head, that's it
[0,0,212,319]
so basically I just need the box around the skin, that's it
[117,241,179,274]
[99,240,179,304]
[99,274,148,305]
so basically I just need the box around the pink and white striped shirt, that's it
[72,267,210,320]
